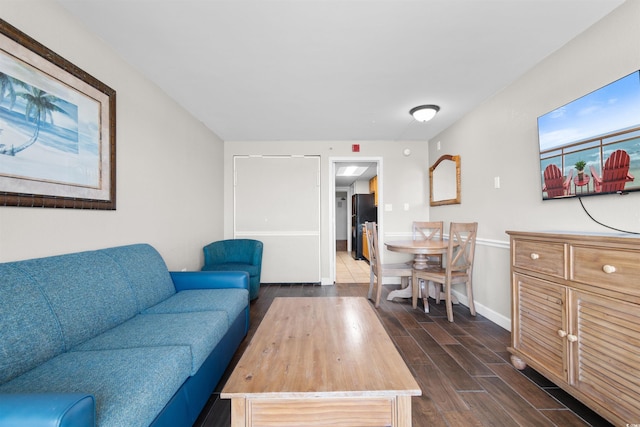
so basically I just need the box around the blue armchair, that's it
[202,239,263,300]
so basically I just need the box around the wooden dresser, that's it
[507,231,640,426]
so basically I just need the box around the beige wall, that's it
[0,0,225,270]
[429,0,640,327]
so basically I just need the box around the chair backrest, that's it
[601,149,631,192]
[412,221,443,241]
[445,222,478,276]
[365,222,380,275]
[203,239,263,266]
[543,164,565,197]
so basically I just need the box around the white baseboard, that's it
[451,289,511,331]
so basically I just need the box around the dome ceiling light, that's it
[409,104,440,122]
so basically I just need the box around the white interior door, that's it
[234,155,320,283]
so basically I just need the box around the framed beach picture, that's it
[0,19,116,209]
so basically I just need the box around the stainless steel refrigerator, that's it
[351,193,377,260]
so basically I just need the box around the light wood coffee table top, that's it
[222,297,421,426]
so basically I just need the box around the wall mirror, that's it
[429,154,461,206]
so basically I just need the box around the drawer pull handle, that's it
[530,253,540,260]
[602,264,616,274]
[567,334,578,343]
[557,330,567,338]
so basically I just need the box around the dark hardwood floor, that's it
[194,283,613,427]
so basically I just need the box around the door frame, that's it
[328,156,383,284]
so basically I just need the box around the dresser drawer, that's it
[513,239,566,278]
[571,245,640,296]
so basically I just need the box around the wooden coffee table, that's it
[221,297,421,427]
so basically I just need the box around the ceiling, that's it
[56,0,624,142]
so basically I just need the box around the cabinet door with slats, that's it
[513,273,568,383]
[571,290,640,425]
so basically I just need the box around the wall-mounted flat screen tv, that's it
[538,70,640,200]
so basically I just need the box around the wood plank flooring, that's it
[194,258,613,427]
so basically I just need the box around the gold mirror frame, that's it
[429,154,461,206]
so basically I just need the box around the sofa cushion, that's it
[143,289,248,328]
[0,347,191,427]
[201,262,260,277]
[102,244,177,312]
[0,265,64,384]
[73,311,228,374]
[13,251,139,350]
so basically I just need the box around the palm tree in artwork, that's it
[0,72,17,109]
[0,85,69,155]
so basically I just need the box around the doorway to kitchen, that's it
[329,157,382,284]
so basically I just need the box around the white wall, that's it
[429,0,640,328]
[335,192,348,240]
[0,0,225,270]
[224,140,431,283]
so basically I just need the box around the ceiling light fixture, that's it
[410,105,440,122]
[336,166,367,177]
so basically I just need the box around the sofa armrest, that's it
[0,393,95,427]
[170,271,250,292]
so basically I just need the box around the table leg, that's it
[230,398,246,427]
[387,281,412,300]
[412,253,430,270]
[396,395,412,427]
[387,255,430,302]
[426,281,459,306]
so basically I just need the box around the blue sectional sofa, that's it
[0,244,250,427]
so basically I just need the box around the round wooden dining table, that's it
[384,239,449,302]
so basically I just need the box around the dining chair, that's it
[365,222,413,308]
[412,221,444,267]
[410,221,444,304]
[411,222,478,322]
